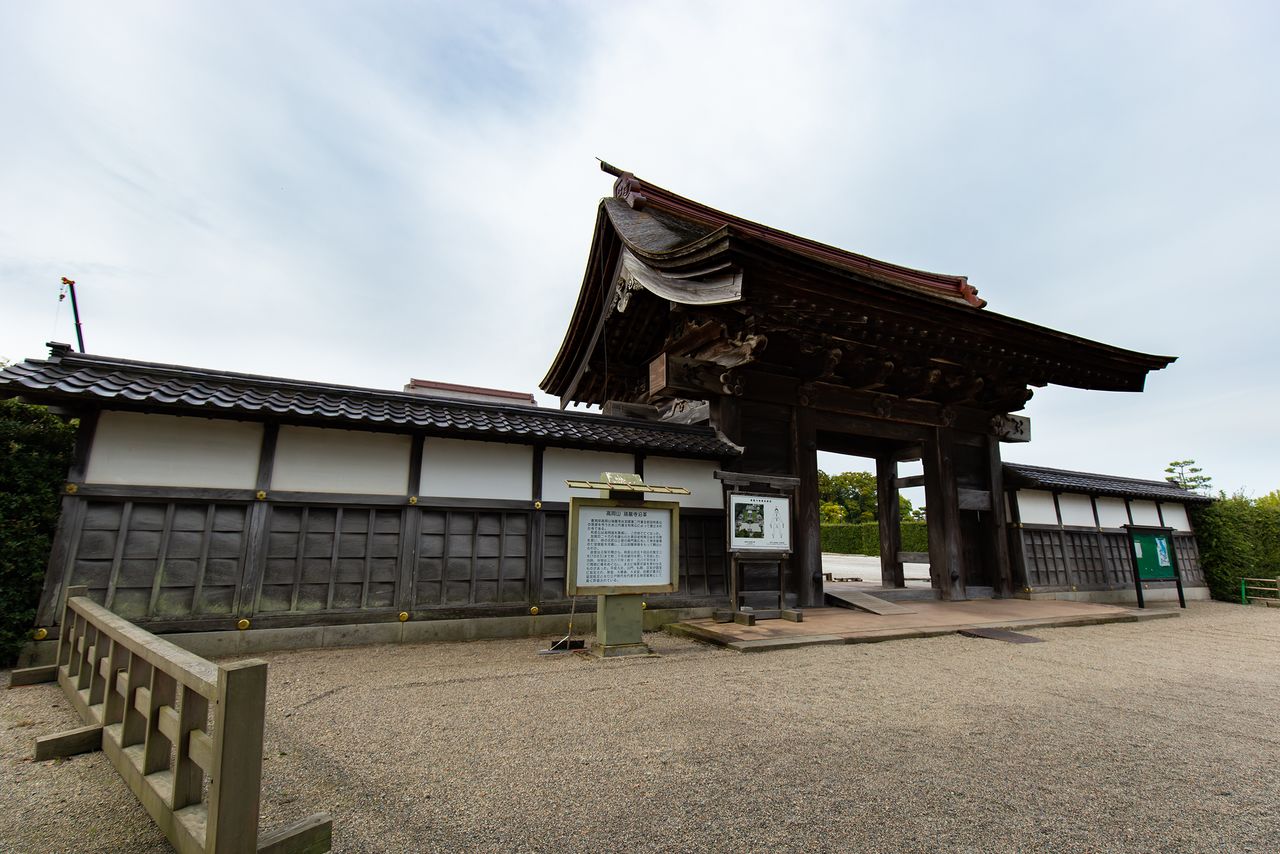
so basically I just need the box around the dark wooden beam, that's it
[235,422,279,617]
[791,407,822,608]
[36,408,100,627]
[924,428,966,600]
[986,437,1014,598]
[877,456,904,588]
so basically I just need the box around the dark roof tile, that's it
[1003,462,1213,505]
[1,348,740,459]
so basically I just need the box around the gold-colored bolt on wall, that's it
[534,500,542,510]
[408,496,417,505]
[529,606,540,616]
[236,618,251,630]
[641,601,647,610]
[255,490,267,501]
[65,483,78,494]
[32,628,48,641]
[398,611,410,622]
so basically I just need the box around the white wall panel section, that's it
[1160,502,1192,531]
[1095,497,1130,528]
[419,438,532,500]
[1016,490,1059,525]
[644,457,724,509]
[1057,493,1096,527]
[1129,500,1161,526]
[272,426,410,495]
[541,449,635,503]
[86,411,262,488]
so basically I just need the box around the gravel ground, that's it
[3,600,1279,853]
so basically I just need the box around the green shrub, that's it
[1192,495,1280,602]
[0,399,75,665]
[820,522,928,556]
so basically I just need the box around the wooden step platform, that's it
[666,600,1180,653]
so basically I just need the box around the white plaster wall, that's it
[541,449,635,503]
[1095,497,1130,528]
[419,438,533,500]
[1016,489,1059,525]
[1057,493,1096,527]
[271,426,411,495]
[86,411,263,488]
[1129,499,1161,526]
[1160,502,1192,531]
[643,457,724,509]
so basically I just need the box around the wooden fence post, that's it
[206,659,269,854]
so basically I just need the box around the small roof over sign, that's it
[564,478,690,495]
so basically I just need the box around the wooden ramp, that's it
[825,589,916,615]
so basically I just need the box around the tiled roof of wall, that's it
[0,344,740,458]
[1004,462,1213,504]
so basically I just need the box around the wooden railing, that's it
[1241,577,1280,606]
[35,586,331,854]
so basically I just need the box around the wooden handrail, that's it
[36,585,331,854]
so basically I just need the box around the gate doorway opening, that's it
[816,440,935,599]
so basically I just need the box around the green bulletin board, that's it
[1130,530,1176,580]
[1124,525,1186,608]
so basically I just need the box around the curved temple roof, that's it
[542,164,1176,405]
[603,164,985,306]
[0,344,741,459]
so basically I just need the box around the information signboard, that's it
[566,498,680,596]
[727,493,792,553]
[1123,524,1186,608]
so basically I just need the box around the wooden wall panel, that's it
[65,499,249,620]
[47,495,732,631]
[256,506,404,613]
[673,514,728,597]
[541,512,569,600]
[1022,526,1206,590]
[412,510,530,608]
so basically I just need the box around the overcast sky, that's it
[2,1,1276,495]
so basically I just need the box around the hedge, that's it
[1191,496,1280,602]
[0,399,75,665]
[820,522,928,556]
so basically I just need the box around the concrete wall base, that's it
[16,606,714,667]
[1021,587,1211,605]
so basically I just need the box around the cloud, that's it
[1,0,1276,491]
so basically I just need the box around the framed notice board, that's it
[566,497,681,596]
[1123,524,1186,609]
[727,493,792,553]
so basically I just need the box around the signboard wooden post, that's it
[566,473,683,657]
[1123,524,1186,609]
[716,472,800,624]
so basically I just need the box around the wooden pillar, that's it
[923,427,966,601]
[1005,485,1030,592]
[876,456,904,588]
[528,445,546,607]
[395,434,425,611]
[791,407,822,608]
[206,660,268,853]
[985,437,1014,598]
[236,423,278,617]
[37,409,99,628]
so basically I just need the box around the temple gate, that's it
[541,165,1174,606]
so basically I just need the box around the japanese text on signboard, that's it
[576,506,672,587]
